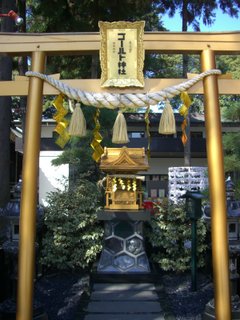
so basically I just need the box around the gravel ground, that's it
[34,270,214,320]
[34,272,90,320]
[161,272,214,319]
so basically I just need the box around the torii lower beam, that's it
[1,77,240,96]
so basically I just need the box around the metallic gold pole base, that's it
[16,51,46,320]
[201,49,231,320]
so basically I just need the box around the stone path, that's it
[78,282,172,320]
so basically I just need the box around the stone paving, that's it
[78,282,172,320]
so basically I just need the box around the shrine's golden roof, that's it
[100,147,149,173]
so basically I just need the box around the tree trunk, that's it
[184,114,191,166]
[17,0,27,145]
[0,0,16,207]
[181,0,191,167]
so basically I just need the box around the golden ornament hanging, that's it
[90,108,104,162]
[179,91,192,146]
[52,94,70,148]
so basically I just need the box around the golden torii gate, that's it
[1,31,240,320]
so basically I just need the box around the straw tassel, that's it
[68,102,86,137]
[158,100,176,135]
[112,111,129,144]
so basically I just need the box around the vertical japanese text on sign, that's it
[99,21,145,87]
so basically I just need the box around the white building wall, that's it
[39,151,69,206]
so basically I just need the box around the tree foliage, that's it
[155,1,240,165]
[26,0,164,78]
[0,0,17,207]
[27,0,163,32]
[156,0,240,32]
[145,200,207,272]
[222,104,240,175]
[41,178,104,270]
[50,104,116,185]
[215,54,240,182]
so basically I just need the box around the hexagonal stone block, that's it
[105,222,112,237]
[126,237,143,255]
[98,250,112,269]
[114,221,134,238]
[105,237,124,254]
[113,253,135,271]
[137,254,150,270]
[134,221,143,236]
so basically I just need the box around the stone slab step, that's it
[92,282,156,291]
[78,280,170,320]
[90,290,159,301]
[83,314,166,320]
[85,301,162,313]
[91,272,155,283]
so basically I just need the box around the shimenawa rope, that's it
[25,69,221,109]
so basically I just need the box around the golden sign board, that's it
[98,21,145,88]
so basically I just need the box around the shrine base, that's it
[97,210,151,273]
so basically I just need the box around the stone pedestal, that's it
[203,296,240,320]
[0,241,48,320]
[97,210,151,273]
[203,249,240,319]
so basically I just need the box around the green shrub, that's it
[40,179,104,271]
[145,199,207,272]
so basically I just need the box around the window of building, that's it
[128,131,145,138]
[147,174,168,181]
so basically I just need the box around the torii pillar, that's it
[16,51,46,320]
[201,49,231,319]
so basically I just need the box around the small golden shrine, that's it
[100,147,149,210]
